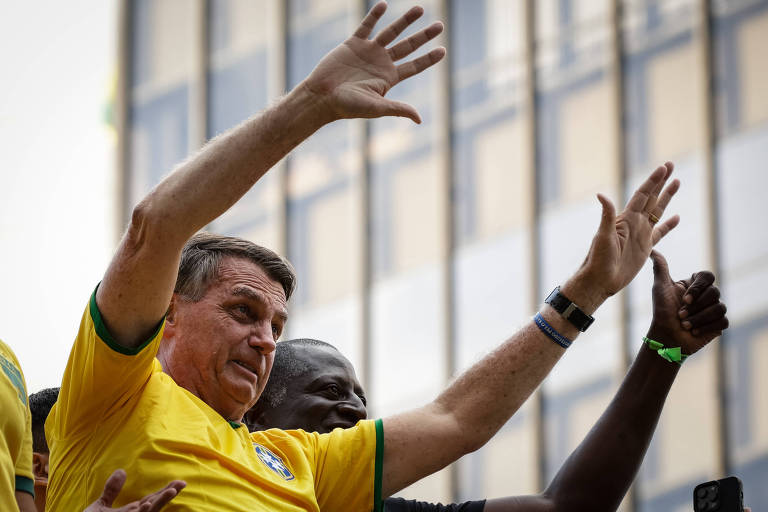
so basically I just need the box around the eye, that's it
[324,383,341,398]
[231,304,254,323]
[271,324,281,339]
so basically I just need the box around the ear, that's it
[32,452,48,481]
[163,295,181,339]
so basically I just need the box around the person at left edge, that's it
[0,339,36,511]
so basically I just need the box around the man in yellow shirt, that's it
[48,3,444,510]
[0,339,35,511]
[47,1,681,511]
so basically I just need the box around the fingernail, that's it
[678,310,688,319]
[682,321,692,330]
[684,294,693,304]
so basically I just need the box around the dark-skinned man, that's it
[46,1,681,510]
[246,250,728,511]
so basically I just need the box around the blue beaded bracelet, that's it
[534,312,572,349]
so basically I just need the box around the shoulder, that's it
[0,338,21,369]
[0,339,28,401]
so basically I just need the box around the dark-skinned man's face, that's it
[248,344,367,434]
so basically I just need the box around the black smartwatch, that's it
[545,286,595,332]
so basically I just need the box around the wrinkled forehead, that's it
[218,257,287,305]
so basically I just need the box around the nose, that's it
[248,322,276,354]
[338,395,367,422]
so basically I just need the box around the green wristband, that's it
[643,337,688,365]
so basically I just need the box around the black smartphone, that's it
[693,476,744,512]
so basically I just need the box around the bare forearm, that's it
[15,490,36,512]
[433,272,606,450]
[542,340,678,511]
[383,273,607,495]
[141,83,327,244]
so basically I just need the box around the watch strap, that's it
[545,286,595,332]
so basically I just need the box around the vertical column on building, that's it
[279,1,292,265]
[116,0,132,236]
[522,0,546,493]
[435,0,459,500]
[191,0,208,154]
[268,0,289,257]
[697,0,729,478]
[609,1,635,509]
[357,0,375,413]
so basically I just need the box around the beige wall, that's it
[392,155,446,272]
[474,118,530,238]
[647,42,703,163]
[739,10,768,129]
[306,187,361,304]
[560,78,618,203]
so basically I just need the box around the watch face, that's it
[544,287,594,332]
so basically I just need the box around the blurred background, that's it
[1,0,767,510]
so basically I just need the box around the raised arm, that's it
[97,1,446,348]
[381,163,680,496]
[480,250,728,512]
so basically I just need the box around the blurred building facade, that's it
[117,0,768,510]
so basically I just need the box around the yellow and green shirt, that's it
[46,290,383,511]
[0,339,34,504]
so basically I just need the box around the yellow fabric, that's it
[46,295,379,511]
[0,339,34,503]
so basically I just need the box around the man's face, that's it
[255,345,367,434]
[162,256,288,421]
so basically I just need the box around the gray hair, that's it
[175,232,296,302]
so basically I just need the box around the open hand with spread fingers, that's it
[575,162,681,308]
[84,469,186,512]
[301,0,445,124]
[646,250,728,356]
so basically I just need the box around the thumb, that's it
[596,193,616,237]
[97,469,127,506]
[650,250,672,286]
[376,99,421,124]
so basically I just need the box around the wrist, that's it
[294,79,339,127]
[645,325,677,346]
[559,271,609,316]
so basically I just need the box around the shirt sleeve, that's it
[11,353,34,497]
[311,419,384,512]
[384,497,487,512]
[47,286,165,440]
[14,400,34,497]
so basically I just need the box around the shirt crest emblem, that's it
[253,443,295,481]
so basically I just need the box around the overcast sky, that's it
[0,0,117,391]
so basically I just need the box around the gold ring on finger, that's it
[648,212,660,225]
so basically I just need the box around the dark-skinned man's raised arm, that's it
[97,1,445,351]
